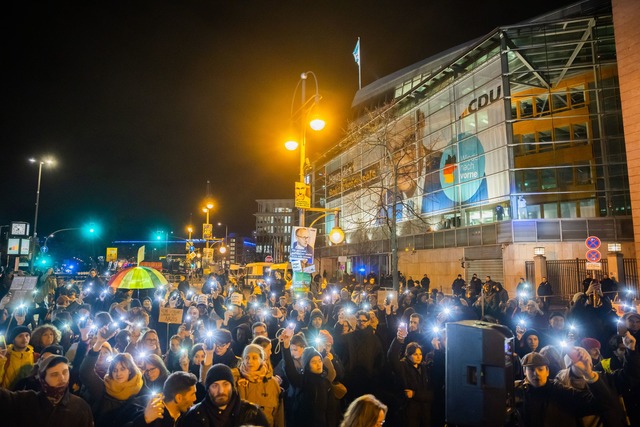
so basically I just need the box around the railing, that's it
[525,258,638,302]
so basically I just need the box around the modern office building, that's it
[312,0,637,295]
[255,199,295,263]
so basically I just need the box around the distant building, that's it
[227,233,256,265]
[255,199,295,263]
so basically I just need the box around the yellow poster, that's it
[106,247,118,262]
[294,182,310,209]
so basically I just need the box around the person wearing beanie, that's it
[313,329,345,427]
[13,342,66,393]
[224,344,283,427]
[0,325,36,389]
[279,327,336,427]
[0,355,93,427]
[580,337,602,364]
[182,363,269,427]
[301,308,326,344]
[517,329,542,358]
[516,350,626,426]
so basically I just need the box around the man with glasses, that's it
[291,227,314,266]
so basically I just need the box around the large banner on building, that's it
[323,58,509,231]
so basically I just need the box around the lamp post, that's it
[285,71,325,227]
[217,222,228,244]
[29,157,55,273]
[29,158,55,241]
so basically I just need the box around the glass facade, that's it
[314,8,628,249]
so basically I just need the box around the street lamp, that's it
[217,222,228,243]
[284,71,325,227]
[29,157,55,273]
[29,157,55,241]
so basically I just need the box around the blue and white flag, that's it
[352,38,360,65]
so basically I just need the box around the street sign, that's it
[585,236,601,250]
[586,262,602,271]
[586,249,601,263]
[265,255,273,263]
[40,246,48,253]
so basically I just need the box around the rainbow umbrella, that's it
[108,266,168,290]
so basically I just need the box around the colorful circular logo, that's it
[440,134,485,202]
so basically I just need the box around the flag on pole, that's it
[352,38,360,65]
[137,245,145,266]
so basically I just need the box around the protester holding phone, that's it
[387,320,435,427]
[79,324,146,427]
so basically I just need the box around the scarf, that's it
[40,378,68,403]
[103,371,143,400]
[238,361,269,383]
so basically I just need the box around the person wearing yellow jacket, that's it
[0,326,37,390]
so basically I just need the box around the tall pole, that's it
[33,161,44,240]
[299,73,307,228]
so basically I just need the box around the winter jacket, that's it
[79,349,145,427]
[0,344,36,390]
[0,387,94,427]
[387,337,434,403]
[231,367,284,427]
[282,346,336,427]
[181,392,268,427]
[515,374,622,427]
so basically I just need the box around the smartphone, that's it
[398,322,407,333]
[204,336,215,350]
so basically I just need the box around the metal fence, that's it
[525,258,638,301]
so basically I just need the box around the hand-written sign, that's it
[9,276,38,307]
[158,307,184,324]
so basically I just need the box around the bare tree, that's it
[340,103,437,291]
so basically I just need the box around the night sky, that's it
[1,0,577,247]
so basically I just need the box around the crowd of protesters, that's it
[0,265,638,427]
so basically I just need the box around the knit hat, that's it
[521,329,540,343]
[204,364,235,390]
[39,355,69,380]
[41,344,64,357]
[521,352,549,367]
[301,347,322,369]
[9,326,31,344]
[242,344,264,360]
[196,294,209,306]
[580,338,601,352]
[318,329,334,345]
[310,308,324,322]
[130,299,142,308]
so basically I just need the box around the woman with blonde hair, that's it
[340,394,387,427]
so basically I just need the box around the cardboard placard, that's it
[9,276,38,307]
[158,307,184,324]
